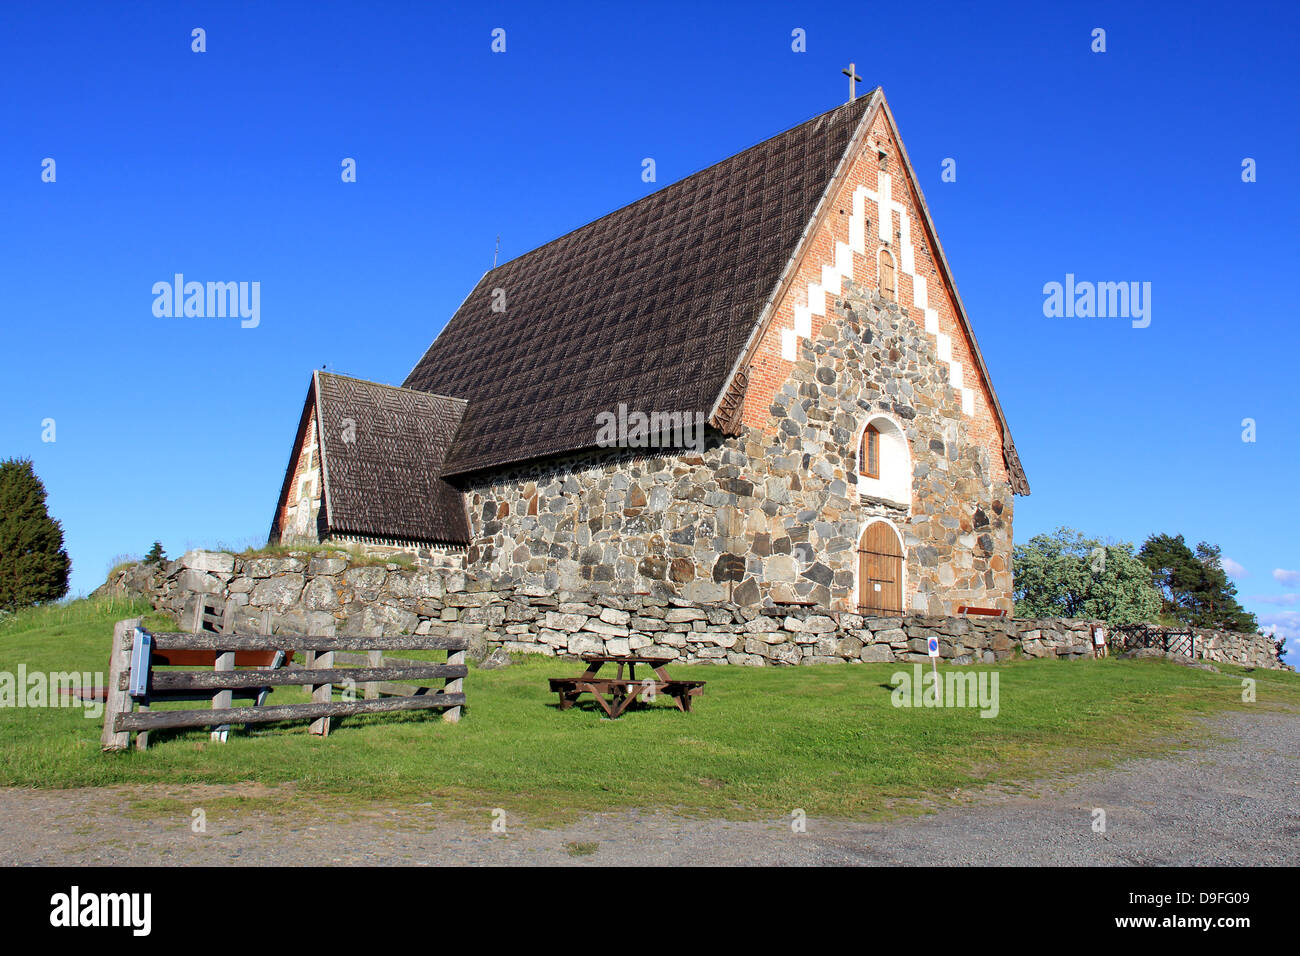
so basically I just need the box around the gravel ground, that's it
[4,710,1297,866]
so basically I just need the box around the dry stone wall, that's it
[104,550,1286,670]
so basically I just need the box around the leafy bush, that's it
[1014,527,1161,625]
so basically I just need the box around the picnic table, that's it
[548,654,705,718]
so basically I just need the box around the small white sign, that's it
[927,636,940,658]
[1093,628,1106,646]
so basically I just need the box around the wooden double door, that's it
[858,522,903,616]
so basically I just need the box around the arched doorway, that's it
[858,521,904,616]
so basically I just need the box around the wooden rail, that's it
[329,651,459,698]
[115,693,466,732]
[121,664,466,692]
[144,632,467,652]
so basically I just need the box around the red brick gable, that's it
[727,93,1024,491]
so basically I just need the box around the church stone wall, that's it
[459,285,1013,615]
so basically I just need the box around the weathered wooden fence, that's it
[101,617,467,752]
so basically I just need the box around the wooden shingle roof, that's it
[271,371,470,545]
[405,96,877,478]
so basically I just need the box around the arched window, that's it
[879,248,896,302]
[857,414,910,507]
[861,423,880,479]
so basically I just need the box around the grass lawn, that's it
[1,597,1296,826]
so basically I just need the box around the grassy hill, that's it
[1,596,1296,825]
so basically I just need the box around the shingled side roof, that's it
[404,96,877,477]
[271,371,470,545]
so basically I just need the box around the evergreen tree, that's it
[0,458,71,611]
[1138,533,1257,632]
[1014,527,1162,625]
[144,540,166,565]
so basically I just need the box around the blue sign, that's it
[128,627,153,697]
[927,636,940,658]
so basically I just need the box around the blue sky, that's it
[2,1,1296,653]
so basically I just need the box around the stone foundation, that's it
[102,550,1287,671]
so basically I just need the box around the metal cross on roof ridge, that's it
[842,62,862,103]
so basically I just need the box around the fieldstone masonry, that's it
[456,285,1013,616]
[104,550,1286,671]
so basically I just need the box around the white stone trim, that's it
[845,177,976,417]
[794,304,811,337]
[877,173,893,241]
[781,327,797,360]
[900,212,915,274]
[775,143,977,419]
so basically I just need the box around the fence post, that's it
[211,651,234,742]
[203,604,231,743]
[310,651,334,736]
[443,643,465,724]
[365,650,382,700]
[135,700,151,751]
[101,617,141,751]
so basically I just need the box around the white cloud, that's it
[1246,593,1300,606]
[1272,568,1300,586]
[1258,611,1300,661]
[1221,557,1247,579]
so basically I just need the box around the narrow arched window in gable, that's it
[856,414,910,507]
[861,423,880,479]
[879,248,896,301]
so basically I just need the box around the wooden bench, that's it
[956,605,1008,618]
[128,599,294,746]
[549,655,705,718]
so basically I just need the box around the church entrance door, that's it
[858,522,903,616]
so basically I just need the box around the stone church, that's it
[270,88,1030,616]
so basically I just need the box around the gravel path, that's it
[4,711,1297,866]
